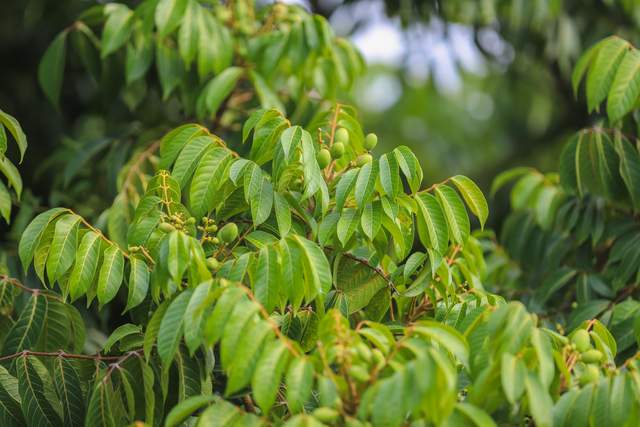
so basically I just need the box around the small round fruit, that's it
[581,349,603,364]
[356,153,373,167]
[348,365,370,382]
[579,365,600,385]
[335,128,349,144]
[317,148,332,168]
[364,133,378,150]
[218,223,238,243]
[313,407,340,423]
[571,329,591,353]
[206,257,220,271]
[206,224,218,233]
[186,217,196,225]
[159,223,175,233]
[331,142,345,159]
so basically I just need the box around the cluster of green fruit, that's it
[158,213,197,233]
[316,128,378,169]
[570,328,604,385]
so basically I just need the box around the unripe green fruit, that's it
[356,153,373,167]
[331,142,345,159]
[579,365,600,385]
[186,217,196,225]
[364,133,378,150]
[206,224,218,233]
[581,349,603,364]
[571,329,591,353]
[317,148,332,168]
[206,257,220,271]
[335,128,349,144]
[313,407,340,423]
[348,365,370,382]
[159,223,175,233]
[218,223,238,243]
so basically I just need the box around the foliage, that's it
[1,2,640,427]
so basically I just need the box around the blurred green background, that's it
[2,0,639,231]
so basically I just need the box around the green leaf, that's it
[615,135,640,210]
[156,39,185,100]
[285,358,314,414]
[252,339,290,415]
[586,36,629,112]
[0,365,25,426]
[500,353,526,405]
[450,175,488,229]
[97,245,125,306]
[337,208,359,246]
[157,290,193,366]
[288,235,332,299]
[394,145,423,193]
[335,256,387,314]
[103,323,141,353]
[0,108,27,163]
[165,395,216,427]
[155,0,187,38]
[0,193,15,234]
[361,201,382,240]
[38,30,67,108]
[172,135,214,188]
[225,320,272,396]
[17,356,63,427]
[355,159,379,208]
[414,193,448,255]
[196,67,243,120]
[253,246,279,312]
[85,380,115,427]
[144,300,170,361]
[608,49,640,121]
[525,373,553,427]
[249,70,285,113]
[19,208,67,271]
[0,157,22,198]
[68,231,101,301]
[190,146,232,218]
[53,357,84,427]
[183,280,212,354]
[273,192,292,237]
[434,185,470,245]
[413,321,469,368]
[220,299,260,368]
[378,152,401,198]
[101,4,134,58]
[125,255,149,311]
[335,168,358,211]
[3,293,47,354]
[178,0,199,67]
[454,403,497,427]
[159,124,207,170]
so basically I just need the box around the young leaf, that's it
[101,4,134,58]
[450,175,488,229]
[97,245,125,306]
[434,185,470,245]
[38,31,67,108]
[157,290,193,366]
[68,231,101,301]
